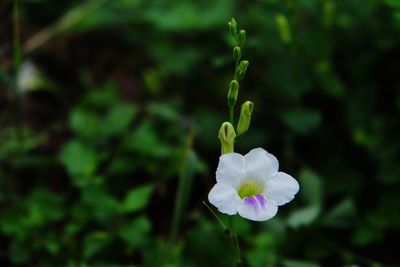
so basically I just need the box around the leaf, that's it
[118,216,151,247]
[143,0,233,32]
[287,204,321,228]
[281,109,321,135]
[322,198,356,228]
[124,122,171,157]
[298,169,323,204]
[70,104,137,139]
[101,104,137,137]
[26,189,65,225]
[83,231,111,259]
[69,109,100,138]
[122,184,154,213]
[59,141,99,177]
[246,247,277,267]
[148,102,179,121]
[82,187,119,221]
[282,259,321,267]
[83,82,119,107]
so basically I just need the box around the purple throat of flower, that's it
[244,194,266,210]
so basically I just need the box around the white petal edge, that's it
[244,148,279,183]
[265,172,300,206]
[237,196,278,221]
[216,153,246,188]
[208,183,241,215]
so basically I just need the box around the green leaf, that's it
[59,141,99,177]
[148,102,179,121]
[70,104,137,140]
[287,204,321,228]
[281,109,321,135]
[83,231,111,259]
[122,184,154,213]
[298,169,323,204]
[143,0,233,32]
[322,198,356,228]
[26,189,65,225]
[82,187,119,221]
[246,247,277,267]
[118,216,151,247]
[101,104,137,136]
[124,122,171,157]
[282,259,321,267]
[69,109,100,139]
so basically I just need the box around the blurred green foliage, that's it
[1,0,400,266]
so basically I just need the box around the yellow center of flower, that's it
[238,180,264,198]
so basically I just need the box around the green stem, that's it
[203,201,243,266]
[202,201,227,230]
[170,128,195,243]
[229,106,234,126]
[233,233,242,266]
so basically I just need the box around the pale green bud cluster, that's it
[218,18,255,154]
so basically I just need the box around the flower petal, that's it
[208,183,241,215]
[238,194,278,221]
[265,172,299,206]
[244,148,279,182]
[216,153,246,188]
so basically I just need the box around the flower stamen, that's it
[238,180,264,199]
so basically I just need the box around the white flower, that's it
[17,61,40,94]
[208,148,299,221]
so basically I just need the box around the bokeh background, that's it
[1,0,400,266]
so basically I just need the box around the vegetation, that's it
[1,0,400,266]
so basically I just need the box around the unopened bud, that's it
[227,80,239,107]
[233,46,241,62]
[228,18,237,37]
[237,101,254,136]
[238,30,246,46]
[236,60,249,81]
[218,122,236,154]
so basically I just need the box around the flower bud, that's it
[233,46,241,62]
[218,122,236,154]
[227,80,239,107]
[236,60,249,81]
[237,101,254,136]
[228,18,237,37]
[238,30,246,46]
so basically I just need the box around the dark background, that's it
[1,0,400,266]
